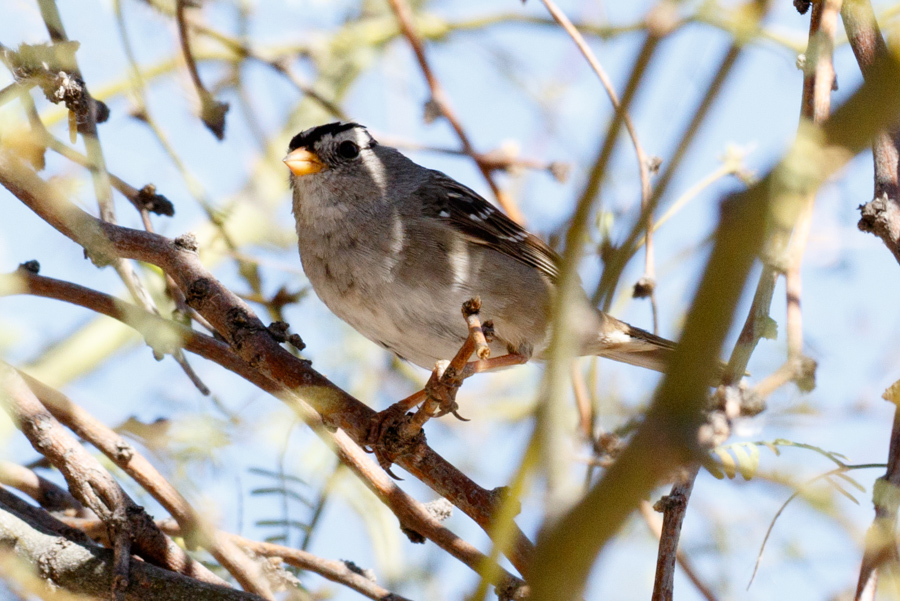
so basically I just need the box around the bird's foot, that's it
[365,401,427,479]
[423,360,468,420]
[363,298,489,474]
[364,361,467,477]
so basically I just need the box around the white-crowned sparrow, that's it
[284,122,675,374]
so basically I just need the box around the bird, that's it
[284,121,677,378]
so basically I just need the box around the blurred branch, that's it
[0,363,226,595]
[593,38,743,310]
[785,0,840,363]
[450,9,806,52]
[16,370,274,598]
[725,265,778,383]
[635,153,750,251]
[0,490,261,601]
[846,0,900,265]
[386,0,525,224]
[653,3,839,595]
[541,3,669,507]
[187,22,345,120]
[529,46,900,600]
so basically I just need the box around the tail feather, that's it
[592,315,729,378]
[595,320,676,374]
[595,346,674,373]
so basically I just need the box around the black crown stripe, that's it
[288,122,363,151]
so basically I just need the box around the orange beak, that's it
[283,147,326,176]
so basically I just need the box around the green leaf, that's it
[703,456,725,479]
[256,519,312,531]
[250,487,312,506]
[833,471,866,493]
[827,477,860,505]
[713,447,737,479]
[247,467,308,486]
[732,443,760,480]
[762,442,781,456]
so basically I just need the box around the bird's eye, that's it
[338,140,360,159]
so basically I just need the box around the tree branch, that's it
[12,368,274,599]
[0,363,228,594]
[0,460,86,515]
[0,493,260,601]
[856,385,900,599]
[0,221,530,590]
[843,0,900,264]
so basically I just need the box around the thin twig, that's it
[187,20,345,119]
[786,0,841,360]
[385,0,524,223]
[175,0,229,139]
[538,0,658,328]
[593,42,744,310]
[378,134,568,178]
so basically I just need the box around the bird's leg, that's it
[419,298,491,419]
[366,298,489,473]
[460,351,529,378]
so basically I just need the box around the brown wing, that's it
[415,171,561,281]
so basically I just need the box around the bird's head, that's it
[283,121,379,179]
[286,120,430,226]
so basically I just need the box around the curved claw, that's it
[450,409,470,422]
[381,463,404,480]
